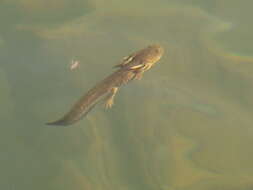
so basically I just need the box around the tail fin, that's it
[45,119,70,126]
[46,97,100,126]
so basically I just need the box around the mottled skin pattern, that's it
[46,45,164,126]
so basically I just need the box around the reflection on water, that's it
[1,0,253,189]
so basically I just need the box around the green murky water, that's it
[1,0,253,189]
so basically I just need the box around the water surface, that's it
[1,0,253,189]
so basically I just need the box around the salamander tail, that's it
[46,118,72,126]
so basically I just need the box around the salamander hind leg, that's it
[104,87,118,109]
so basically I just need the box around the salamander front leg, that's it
[104,87,118,109]
[133,70,144,80]
[134,62,154,80]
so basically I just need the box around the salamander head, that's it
[114,44,164,70]
[144,44,164,64]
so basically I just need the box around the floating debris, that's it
[70,59,80,70]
